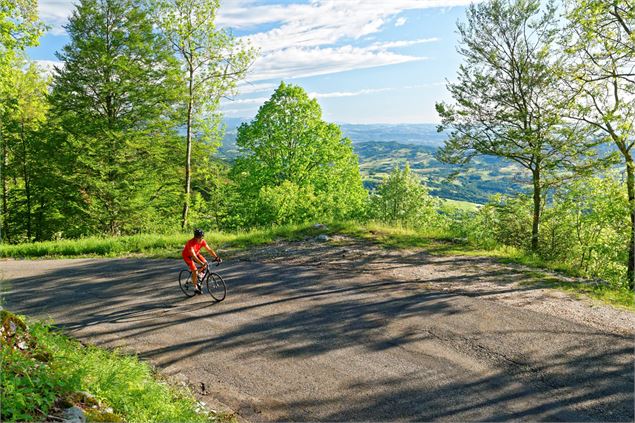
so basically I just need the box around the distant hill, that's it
[340,123,447,147]
[217,119,528,204]
[218,121,447,158]
[355,141,526,204]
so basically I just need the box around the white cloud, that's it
[308,87,392,98]
[39,0,77,35]
[222,107,258,117]
[221,86,393,111]
[218,1,309,29]
[249,45,426,81]
[34,59,63,77]
[370,37,439,49]
[232,0,470,81]
[237,0,469,53]
[34,0,466,83]
[220,0,474,31]
[224,96,270,105]
[395,17,408,27]
[235,82,277,95]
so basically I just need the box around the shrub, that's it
[368,163,439,229]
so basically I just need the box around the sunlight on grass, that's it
[0,223,327,259]
[334,222,634,310]
[1,311,227,423]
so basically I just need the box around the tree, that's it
[49,0,182,236]
[0,0,45,69]
[436,0,578,251]
[369,163,438,228]
[561,0,635,289]
[153,0,256,229]
[0,62,49,242]
[231,82,367,226]
[0,0,44,243]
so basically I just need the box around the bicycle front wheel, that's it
[206,272,226,302]
[179,269,196,297]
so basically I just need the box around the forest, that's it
[1,0,633,294]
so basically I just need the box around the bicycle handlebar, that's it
[201,259,221,270]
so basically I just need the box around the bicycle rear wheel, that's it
[179,269,196,297]
[206,272,226,302]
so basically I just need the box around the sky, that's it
[28,0,477,124]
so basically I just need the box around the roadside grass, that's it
[334,222,634,311]
[1,221,632,310]
[0,310,226,423]
[0,223,327,259]
[518,272,635,311]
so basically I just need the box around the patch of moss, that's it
[84,408,124,422]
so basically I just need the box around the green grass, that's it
[0,223,329,259]
[518,272,635,310]
[1,310,226,423]
[333,222,634,310]
[440,198,481,211]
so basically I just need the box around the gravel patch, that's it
[230,237,635,336]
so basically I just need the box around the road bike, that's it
[178,261,226,302]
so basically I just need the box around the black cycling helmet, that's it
[194,228,204,238]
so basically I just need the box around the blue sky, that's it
[29,0,475,124]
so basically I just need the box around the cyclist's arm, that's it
[204,245,220,260]
[190,248,206,265]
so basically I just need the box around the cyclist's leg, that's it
[197,254,207,270]
[184,256,200,290]
[196,256,209,290]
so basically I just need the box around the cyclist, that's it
[182,228,222,294]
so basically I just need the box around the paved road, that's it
[1,256,633,421]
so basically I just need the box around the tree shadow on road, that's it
[2,256,633,421]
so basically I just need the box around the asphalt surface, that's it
[1,256,634,422]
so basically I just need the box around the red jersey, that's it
[182,238,208,258]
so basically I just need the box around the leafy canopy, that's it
[231,82,366,226]
[369,163,438,229]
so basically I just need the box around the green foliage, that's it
[437,0,588,251]
[48,0,183,237]
[230,82,367,227]
[153,0,256,228]
[450,174,630,289]
[1,311,213,422]
[0,223,333,258]
[1,310,72,421]
[541,176,629,288]
[452,194,534,249]
[562,0,635,288]
[0,0,45,71]
[0,59,50,243]
[369,163,438,228]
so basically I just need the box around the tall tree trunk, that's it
[20,122,32,240]
[531,165,541,252]
[36,196,44,241]
[1,125,9,243]
[626,154,635,290]
[181,69,194,229]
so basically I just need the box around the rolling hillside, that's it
[218,121,527,204]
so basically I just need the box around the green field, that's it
[354,141,527,204]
